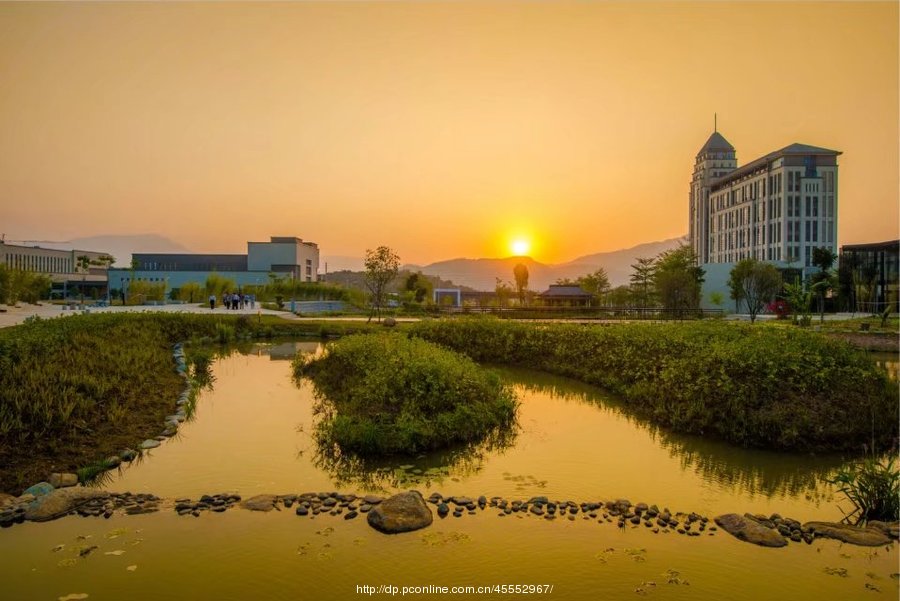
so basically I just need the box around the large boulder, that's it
[714,513,787,547]
[49,473,78,488]
[803,521,893,547]
[367,491,433,534]
[240,494,278,512]
[867,520,900,539]
[23,482,54,497]
[24,488,108,522]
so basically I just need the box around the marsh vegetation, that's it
[408,318,898,452]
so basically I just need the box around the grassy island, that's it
[408,319,899,453]
[294,333,518,455]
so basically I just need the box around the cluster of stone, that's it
[175,493,242,516]
[184,492,386,520]
[289,492,384,521]
[426,493,715,536]
[0,497,27,528]
[3,482,898,549]
[0,487,161,527]
[137,344,191,449]
[75,492,161,518]
[715,513,898,547]
[285,492,384,520]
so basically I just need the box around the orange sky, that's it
[1,2,897,264]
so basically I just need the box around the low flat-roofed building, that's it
[108,235,320,297]
[840,240,899,313]
[539,285,594,307]
[0,240,113,297]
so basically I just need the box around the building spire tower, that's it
[689,128,736,263]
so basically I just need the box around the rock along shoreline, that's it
[1,487,896,549]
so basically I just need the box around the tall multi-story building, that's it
[689,130,840,272]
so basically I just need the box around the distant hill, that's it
[36,234,191,267]
[323,269,477,294]
[321,255,365,273]
[405,237,686,291]
[559,237,687,288]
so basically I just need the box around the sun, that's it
[511,239,530,256]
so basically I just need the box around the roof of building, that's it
[540,285,593,297]
[698,131,735,154]
[711,142,842,188]
[841,240,899,252]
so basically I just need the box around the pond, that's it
[1,342,896,600]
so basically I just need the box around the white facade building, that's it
[247,237,319,282]
[690,131,840,271]
[689,131,840,309]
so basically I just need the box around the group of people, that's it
[208,292,255,311]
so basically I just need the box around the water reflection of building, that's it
[840,240,899,313]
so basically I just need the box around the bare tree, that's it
[364,246,400,322]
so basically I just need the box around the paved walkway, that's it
[0,302,877,330]
[0,303,425,329]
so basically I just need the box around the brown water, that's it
[1,342,896,601]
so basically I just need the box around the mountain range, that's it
[405,237,685,291]
[21,234,191,267]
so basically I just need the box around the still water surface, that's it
[1,342,896,600]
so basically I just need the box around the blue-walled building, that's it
[107,236,319,297]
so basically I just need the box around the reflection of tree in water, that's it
[498,366,847,502]
[312,424,519,493]
[187,341,310,392]
[645,426,846,503]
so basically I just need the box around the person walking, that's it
[209,294,216,310]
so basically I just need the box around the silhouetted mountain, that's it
[404,237,686,291]
[323,269,476,293]
[559,237,687,288]
[37,234,191,266]
[321,255,365,273]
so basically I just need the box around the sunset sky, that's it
[1,2,897,265]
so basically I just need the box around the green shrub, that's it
[408,318,898,452]
[215,322,235,344]
[294,333,517,455]
[125,280,166,305]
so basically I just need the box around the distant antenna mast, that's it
[714,113,717,133]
